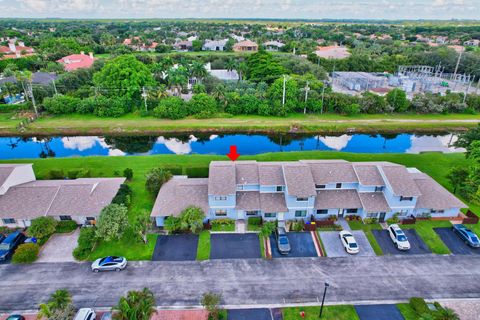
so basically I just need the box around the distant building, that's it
[57,52,95,72]
[230,34,245,42]
[464,39,480,46]
[123,37,158,51]
[315,45,350,59]
[263,40,285,51]
[233,40,258,52]
[173,40,193,51]
[205,63,239,81]
[333,72,388,92]
[0,41,35,60]
[202,39,228,51]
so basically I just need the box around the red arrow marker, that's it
[227,145,240,161]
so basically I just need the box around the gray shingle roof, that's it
[151,177,209,217]
[0,72,58,86]
[283,164,316,197]
[380,165,422,197]
[412,173,467,210]
[258,163,284,186]
[0,167,15,189]
[315,189,362,209]
[260,193,288,213]
[306,161,359,184]
[353,165,385,186]
[358,192,391,213]
[235,161,259,185]
[208,162,236,195]
[236,191,260,211]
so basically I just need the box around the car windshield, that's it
[0,243,9,251]
[279,237,289,245]
[349,243,358,248]
[470,235,479,243]
[397,235,407,241]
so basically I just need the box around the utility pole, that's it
[28,82,38,116]
[51,79,58,95]
[463,76,474,104]
[282,75,287,109]
[303,81,310,114]
[318,282,330,319]
[320,84,325,115]
[142,86,148,112]
[452,50,463,91]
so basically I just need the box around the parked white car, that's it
[388,224,411,250]
[73,308,96,320]
[339,230,359,254]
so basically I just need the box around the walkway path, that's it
[337,218,351,231]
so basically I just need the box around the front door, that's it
[379,212,386,222]
[338,209,345,218]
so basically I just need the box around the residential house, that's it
[174,40,193,51]
[0,72,58,105]
[263,40,285,51]
[57,52,95,72]
[151,160,466,226]
[464,39,480,46]
[0,164,125,228]
[202,39,228,51]
[205,62,239,81]
[0,41,35,60]
[123,37,158,51]
[230,34,245,42]
[315,45,350,59]
[233,40,258,52]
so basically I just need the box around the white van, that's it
[73,308,96,320]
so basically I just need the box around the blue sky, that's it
[0,0,479,19]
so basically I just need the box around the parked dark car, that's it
[6,315,25,320]
[0,231,26,261]
[453,224,480,248]
[0,234,6,244]
[275,227,291,255]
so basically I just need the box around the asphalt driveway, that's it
[435,228,480,255]
[228,308,272,320]
[152,234,199,261]
[210,233,261,259]
[270,232,318,258]
[319,231,375,257]
[37,229,79,263]
[355,304,404,320]
[372,229,431,255]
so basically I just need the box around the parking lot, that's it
[319,231,375,257]
[269,232,318,258]
[435,228,480,255]
[152,234,199,261]
[372,229,431,255]
[210,233,261,259]
[355,304,404,320]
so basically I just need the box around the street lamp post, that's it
[318,282,330,318]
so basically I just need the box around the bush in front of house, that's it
[95,204,129,241]
[386,213,400,225]
[292,219,305,232]
[46,169,65,179]
[28,216,58,240]
[12,243,40,263]
[112,184,133,206]
[73,227,98,260]
[123,168,133,181]
[248,216,262,226]
[165,206,205,234]
[211,218,235,231]
[259,221,277,237]
[55,220,78,233]
[145,168,172,196]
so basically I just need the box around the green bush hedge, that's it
[28,216,58,240]
[409,297,430,316]
[55,220,78,233]
[163,166,183,175]
[186,167,209,178]
[12,243,40,264]
[248,216,262,226]
[73,227,97,260]
[46,169,65,179]
[0,102,31,113]
[112,184,132,206]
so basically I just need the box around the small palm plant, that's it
[113,287,156,320]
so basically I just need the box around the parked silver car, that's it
[91,256,127,273]
[275,227,291,255]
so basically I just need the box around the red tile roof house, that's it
[0,164,125,228]
[151,160,466,227]
[57,52,95,72]
[0,41,35,60]
[124,37,158,51]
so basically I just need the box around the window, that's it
[264,212,276,218]
[366,212,378,218]
[296,197,308,202]
[336,183,342,189]
[215,209,227,216]
[295,210,307,217]
[214,196,227,201]
[86,217,96,221]
[2,218,15,224]
[316,184,326,189]
[400,196,413,201]
[59,215,72,221]
[430,209,445,214]
[246,210,259,216]
[375,186,384,192]
[398,210,408,216]
[237,185,244,191]
[276,186,285,192]
[346,208,358,214]
[316,209,328,215]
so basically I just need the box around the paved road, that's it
[1,255,480,311]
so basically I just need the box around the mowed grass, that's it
[402,220,453,254]
[348,221,384,255]
[396,303,418,320]
[196,230,211,260]
[0,112,22,130]
[1,150,475,260]
[22,112,480,135]
[282,305,359,320]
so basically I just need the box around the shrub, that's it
[12,243,39,263]
[47,169,65,179]
[187,93,218,115]
[73,227,97,260]
[164,216,182,233]
[77,169,91,178]
[95,204,129,241]
[123,168,133,181]
[93,96,129,117]
[153,96,187,119]
[145,168,172,196]
[193,109,216,119]
[211,218,234,226]
[163,166,183,175]
[343,103,361,115]
[28,216,58,239]
[43,95,81,114]
[260,221,277,237]
[292,219,305,232]
[67,170,80,179]
[409,297,430,316]
[112,184,132,206]
[186,167,209,178]
[248,216,262,226]
[179,206,205,234]
[363,217,378,224]
[386,213,400,225]
[55,220,78,233]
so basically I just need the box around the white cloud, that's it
[317,135,352,151]
[156,136,196,154]
[406,134,466,154]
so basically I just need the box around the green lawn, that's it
[0,112,23,131]
[259,235,266,258]
[282,305,359,320]
[396,303,418,320]
[317,230,328,256]
[210,224,235,232]
[348,221,384,255]
[89,232,158,261]
[15,112,480,135]
[196,230,211,260]
[402,220,452,254]
[2,150,476,260]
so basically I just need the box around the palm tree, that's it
[225,58,237,73]
[113,288,156,320]
[15,70,38,116]
[237,61,248,81]
[190,61,208,84]
[436,307,460,320]
[37,289,73,320]
[167,66,188,96]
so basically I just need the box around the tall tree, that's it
[95,204,129,241]
[190,61,208,84]
[167,66,188,96]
